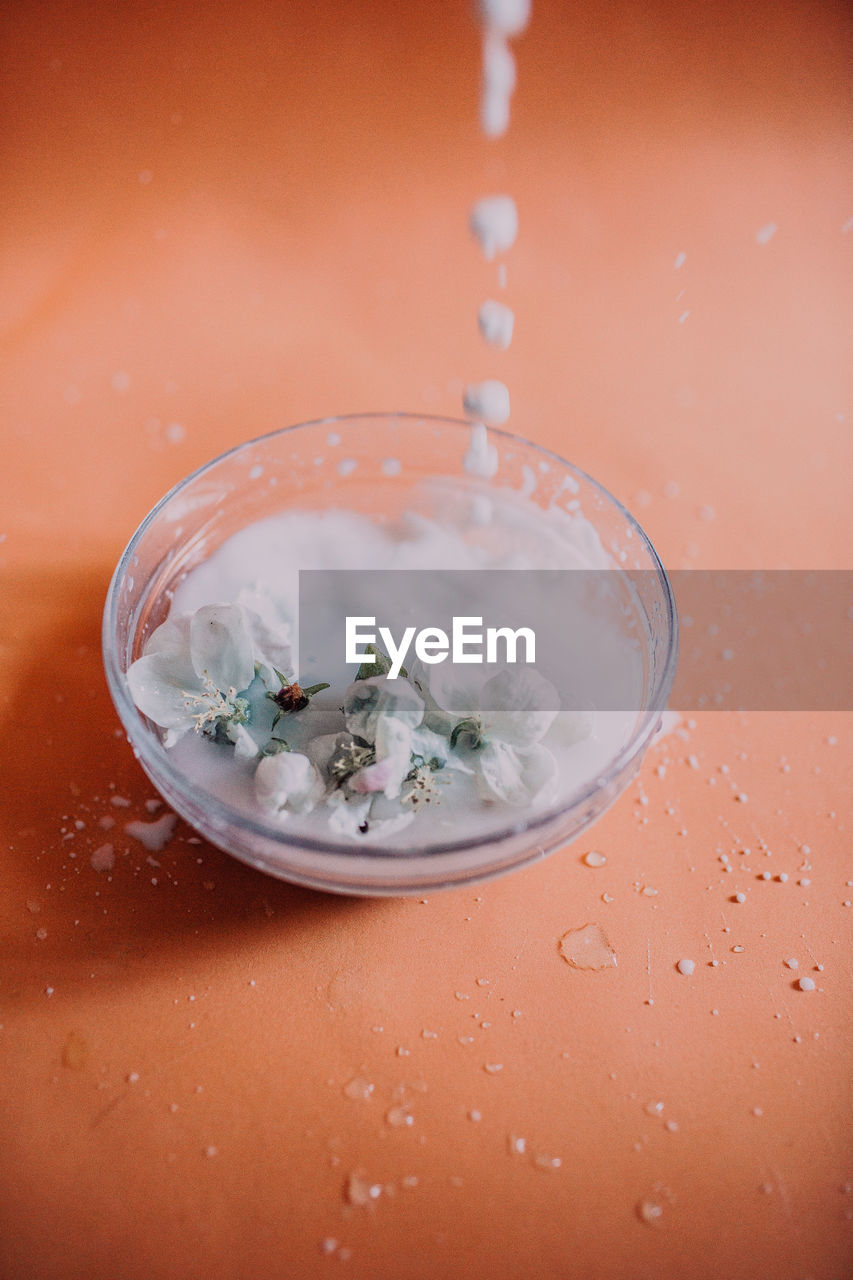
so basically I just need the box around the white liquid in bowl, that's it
[138,476,643,851]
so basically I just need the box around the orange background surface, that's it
[1,2,851,1277]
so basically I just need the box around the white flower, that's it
[478,668,559,748]
[401,759,449,810]
[325,790,415,841]
[470,671,562,808]
[475,740,558,808]
[235,582,292,688]
[413,663,565,809]
[342,677,427,800]
[326,789,372,837]
[411,663,558,748]
[302,732,345,776]
[343,676,425,742]
[408,657,478,737]
[254,752,324,817]
[127,603,263,742]
[227,723,259,761]
[348,714,414,800]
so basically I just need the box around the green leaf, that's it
[328,734,376,783]
[450,716,483,751]
[355,644,406,682]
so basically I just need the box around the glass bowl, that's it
[103,413,677,895]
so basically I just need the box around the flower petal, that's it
[237,584,293,688]
[373,715,415,799]
[226,722,259,760]
[409,724,454,768]
[302,732,343,776]
[326,790,372,838]
[349,716,414,799]
[547,708,593,748]
[360,810,415,840]
[254,752,324,817]
[324,791,414,841]
[476,740,558,808]
[190,604,256,692]
[142,613,192,660]
[343,675,424,743]
[348,756,398,794]
[408,656,479,735]
[127,650,201,732]
[480,668,558,747]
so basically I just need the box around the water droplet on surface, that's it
[676,957,695,976]
[507,1134,526,1155]
[558,923,617,971]
[583,850,607,867]
[345,1170,382,1207]
[61,1030,88,1071]
[798,976,816,991]
[637,1197,665,1226]
[342,1076,374,1101]
[385,1105,414,1128]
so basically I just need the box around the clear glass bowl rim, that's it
[102,412,679,873]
